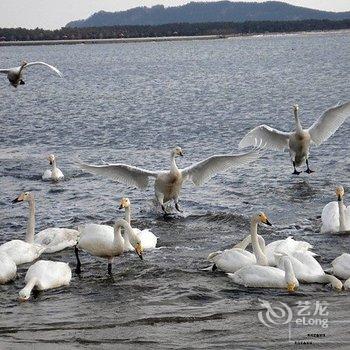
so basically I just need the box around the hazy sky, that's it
[0,0,349,30]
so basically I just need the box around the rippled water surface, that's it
[1,32,350,349]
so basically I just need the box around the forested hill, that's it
[66,1,350,28]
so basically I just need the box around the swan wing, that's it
[308,101,350,145]
[23,62,63,77]
[207,249,256,273]
[331,253,350,279]
[0,69,10,74]
[228,265,285,288]
[79,162,159,189]
[181,149,259,186]
[321,201,340,233]
[239,125,291,151]
[42,169,52,180]
[35,228,79,253]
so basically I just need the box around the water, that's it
[1,31,350,349]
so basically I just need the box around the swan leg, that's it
[305,159,315,174]
[174,197,183,213]
[212,264,217,272]
[156,192,168,214]
[107,257,114,276]
[292,161,301,175]
[75,246,81,274]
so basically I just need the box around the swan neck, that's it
[294,110,303,132]
[320,274,342,289]
[113,224,124,248]
[20,277,37,299]
[124,206,131,224]
[26,198,35,243]
[251,220,268,265]
[338,197,346,231]
[170,153,179,173]
[51,159,58,171]
[283,258,296,284]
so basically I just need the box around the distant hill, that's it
[66,1,350,28]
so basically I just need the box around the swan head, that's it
[47,154,55,165]
[293,104,299,114]
[119,197,130,209]
[134,242,143,260]
[255,212,272,226]
[335,186,344,201]
[287,282,298,293]
[20,60,28,68]
[18,288,31,301]
[172,146,183,157]
[12,191,33,203]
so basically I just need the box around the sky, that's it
[0,0,349,30]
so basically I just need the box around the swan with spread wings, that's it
[0,61,62,87]
[79,146,259,213]
[239,102,350,175]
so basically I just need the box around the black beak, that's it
[338,195,342,202]
[265,220,272,226]
[49,161,53,165]
[180,152,184,157]
[138,253,143,260]
[12,198,20,203]
[118,205,123,210]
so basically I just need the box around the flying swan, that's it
[119,197,157,250]
[42,154,64,181]
[11,192,79,253]
[207,213,269,273]
[0,61,63,87]
[321,186,350,233]
[239,102,350,174]
[79,146,259,213]
[19,260,72,301]
[76,218,143,275]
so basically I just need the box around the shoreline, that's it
[0,29,349,47]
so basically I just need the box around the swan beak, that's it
[118,204,123,210]
[49,160,53,165]
[12,197,21,203]
[179,151,184,156]
[265,219,272,226]
[338,194,342,201]
[287,282,296,293]
[135,243,143,260]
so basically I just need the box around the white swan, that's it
[79,146,259,213]
[345,278,350,290]
[233,235,314,266]
[42,154,64,181]
[207,213,270,273]
[119,197,157,250]
[0,252,17,284]
[275,251,343,290]
[11,192,79,253]
[330,253,350,280]
[19,260,71,301]
[239,102,350,174]
[0,193,45,265]
[76,219,143,275]
[321,186,350,233]
[0,61,62,87]
[228,255,299,292]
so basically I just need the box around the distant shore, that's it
[0,29,349,47]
